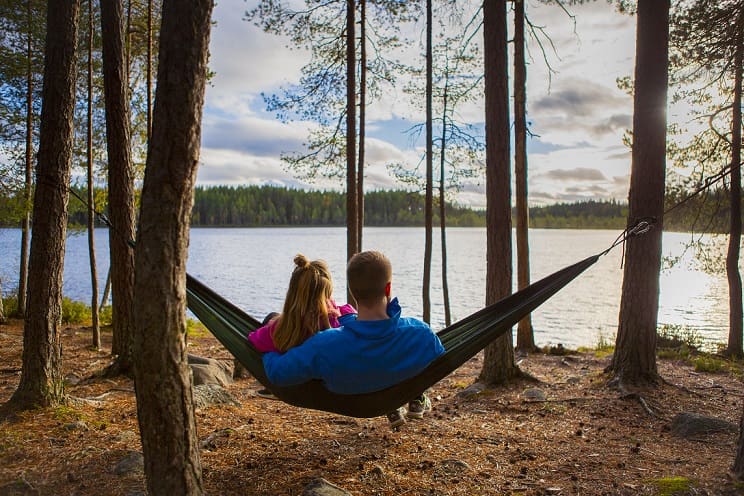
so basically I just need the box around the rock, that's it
[115,430,138,443]
[302,477,352,496]
[0,480,39,495]
[200,428,235,450]
[522,388,547,402]
[188,354,233,387]
[670,412,737,438]
[457,381,487,398]
[113,451,144,476]
[566,377,581,385]
[440,459,472,473]
[63,420,89,431]
[64,373,82,386]
[232,358,251,379]
[193,384,240,409]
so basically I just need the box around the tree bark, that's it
[611,0,670,386]
[725,10,743,359]
[357,0,365,253]
[479,0,518,385]
[0,279,6,324]
[439,79,451,327]
[345,0,358,304]
[100,0,136,374]
[132,0,213,493]
[514,0,535,352]
[146,0,152,141]
[18,0,35,318]
[8,0,80,410]
[423,0,433,324]
[87,0,101,350]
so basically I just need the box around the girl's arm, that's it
[247,318,280,353]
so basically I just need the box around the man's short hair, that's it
[347,250,392,304]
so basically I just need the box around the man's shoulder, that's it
[398,315,431,328]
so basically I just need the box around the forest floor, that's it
[1,318,744,496]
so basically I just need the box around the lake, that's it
[0,227,733,350]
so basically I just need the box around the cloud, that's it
[208,3,308,95]
[542,167,607,182]
[201,114,311,157]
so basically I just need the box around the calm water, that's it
[0,227,732,349]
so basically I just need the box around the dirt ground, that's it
[1,318,744,496]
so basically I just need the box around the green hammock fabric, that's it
[186,254,600,418]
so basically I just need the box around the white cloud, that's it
[199,0,639,207]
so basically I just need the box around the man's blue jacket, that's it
[262,298,445,394]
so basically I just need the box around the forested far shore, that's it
[0,184,734,230]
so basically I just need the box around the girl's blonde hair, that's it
[272,254,334,352]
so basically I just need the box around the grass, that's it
[577,330,614,358]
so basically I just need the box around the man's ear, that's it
[384,282,391,297]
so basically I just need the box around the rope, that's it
[39,177,137,249]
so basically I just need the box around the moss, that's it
[649,476,693,496]
[52,405,83,423]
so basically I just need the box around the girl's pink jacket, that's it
[247,301,356,353]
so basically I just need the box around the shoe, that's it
[256,388,278,400]
[386,407,406,428]
[407,394,432,419]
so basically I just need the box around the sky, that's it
[197,1,640,209]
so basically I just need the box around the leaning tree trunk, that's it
[514,0,535,352]
[132,0,213,492]
[18,0,35,318]
[726,13,743,359]
[345,0,358,304]
[100,0,136,374]
[8,0,80,410]
[610,0,670,386]
[479,0,518,385]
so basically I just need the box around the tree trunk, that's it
[439,80,451,327]
[101,268,112,307]
[357,0,365,253]
[87,0,101,350]
[479,0,518,385]
[100,0,136,374]
[726,11,743,359]
[423,0,433,324]
[146,0,152,141]
[610,0,670,386]
[132,0,213,492]
[8,0,80,410]
[514,0,535,352]
[0,280,6,324]
[18,0,35,318]
[345,0,358,304]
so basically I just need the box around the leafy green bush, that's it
[99,305,113,326]
[61,298,91,324]
[2,295,18,317]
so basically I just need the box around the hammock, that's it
[186,254,600,418]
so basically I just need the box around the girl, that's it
[248,254,355,353]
